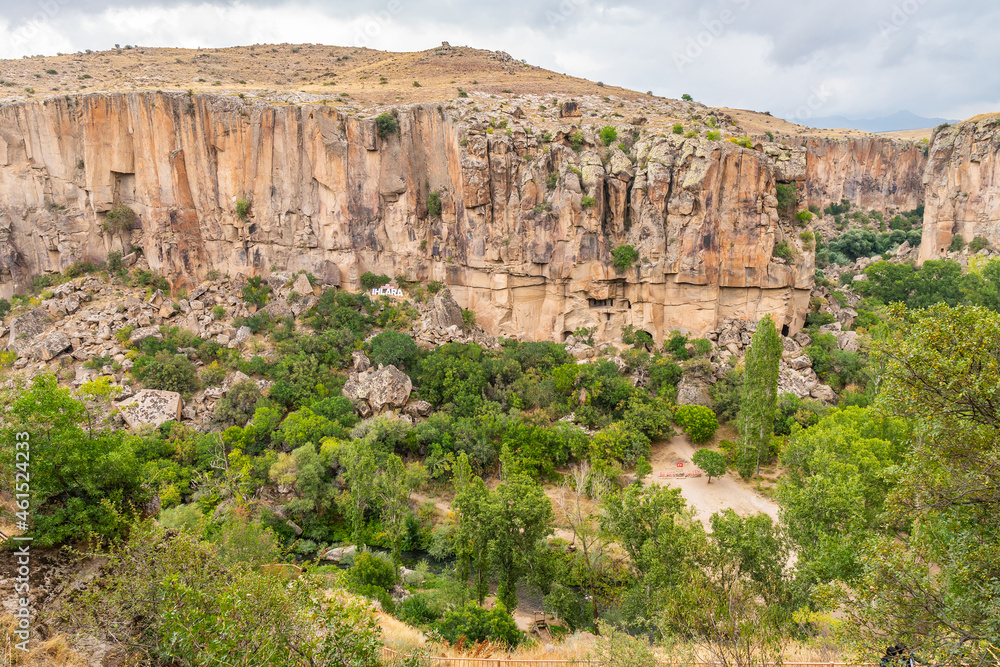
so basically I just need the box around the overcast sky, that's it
[1,0,997,121]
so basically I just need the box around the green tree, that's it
[368,330,419,371]
[777,406,908,585]
[451,453,494,603]
[674,404,719,443]
[691,448,727,482]
[0,375,149,546]
[341,439,382,545]
[376,453,413,563]
[66,521,383,667]
[738,315,782,478]
[832,304,1000,664]
[599,125,618,146]
[488,472,555,610]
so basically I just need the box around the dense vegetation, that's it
[2,250,999,664]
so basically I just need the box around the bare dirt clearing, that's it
[647,434,781,527]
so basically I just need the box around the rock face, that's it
[0,92,816,341]
[343,364,413,416]
[117,389,183,428]
[791,137,927,215]
[920,119,1000,261]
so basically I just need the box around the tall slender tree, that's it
[738,315,782,478]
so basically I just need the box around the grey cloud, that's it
[2,0,998,120]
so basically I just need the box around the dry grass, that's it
[0,616,88,667]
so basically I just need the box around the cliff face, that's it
[0,92,816,341]
[920,119,1000,261]
[785,137,927,214]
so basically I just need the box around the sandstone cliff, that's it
[920,118,1000,261]
[786,136,927,214]
[0,92,815,342]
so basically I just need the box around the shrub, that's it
[581,195,596,209]
[776,183,797,211]
[672,123,684,134]
[375,111,399,137]
[666,331,690,360]
[729,135,752,148]
[212,305,226,320]
[796,210,814,223]
[350,552,398,591]
[773,241,793,261]
[599,126,618,146]
[131,350,199,394]
[102,204,136,235]
[436,602,522,648]
[570,131,585,152]
[949,235,966,252]
[647,359,683,397]
[235,198,252,219]
[427,190,442,218]
[360,272,391,290]
[674,404,719,443]
[681,93,693,101]
[611,244,639,272]
[705,130,721,141]
[970,236,991,252]
[368,330,419,370]
[461,309,477,330]
[427,280,444,294]
[546,172,558,190]
[0,298,10,318]
[241,276,271,307]
[214,380,263,426]
[766,131,775,141]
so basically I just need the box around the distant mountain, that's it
[798,110,956,133]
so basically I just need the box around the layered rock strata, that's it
[0,92,819,341]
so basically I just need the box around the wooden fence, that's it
[381,647,874,667]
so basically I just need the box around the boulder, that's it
[810,384,837,403]
[677,378,712,406]
[7,308,48,352]
[404,399,433,417]
[323,545,357,562]
[129,326,163,345]
[30,331,72,361]
[352,350,371,372]
[837,330,861,353]
[264,298,293,320]
[291,272,313,296]
[117,389,183,428]
[424,292,464,329]
[787,355,812,370]
[343,364,413,413]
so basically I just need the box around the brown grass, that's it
[0,616,88,667]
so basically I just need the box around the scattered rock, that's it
[128,326,162,345]
[117,389,183,428]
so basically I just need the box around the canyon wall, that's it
[786,136,927,214]
[920,119,1000,261]
[0,92,816,341]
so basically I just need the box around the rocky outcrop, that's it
[117,389,182,428]
[920,119,1000,261]
[343,362,413,416]
[0,92,814,341]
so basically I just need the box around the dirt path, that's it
[647,434,781,528]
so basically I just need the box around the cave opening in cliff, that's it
[782,324,789,336]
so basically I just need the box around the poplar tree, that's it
[738,315,782,478]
